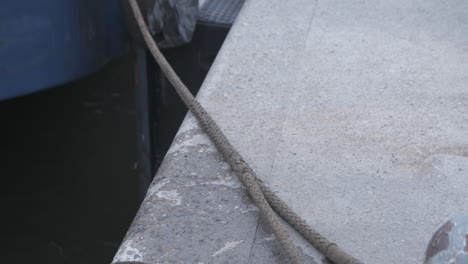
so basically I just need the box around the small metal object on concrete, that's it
[424,214,468,264]
[114,0,468,263]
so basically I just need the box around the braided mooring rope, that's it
[128,1,363,263]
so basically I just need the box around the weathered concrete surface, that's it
[113,116,321,263]
[114,0,468,263]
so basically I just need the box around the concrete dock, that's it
[113,0,468,263]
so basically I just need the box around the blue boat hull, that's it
[0,0,129,100]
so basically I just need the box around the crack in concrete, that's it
[247,217,261,263]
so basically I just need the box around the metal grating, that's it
[198,0,246,25]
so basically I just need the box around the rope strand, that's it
[128,1,362,263]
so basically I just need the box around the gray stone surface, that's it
[114,0,468,263]
[112,117,319,264]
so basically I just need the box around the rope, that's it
[128,1,363,263]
